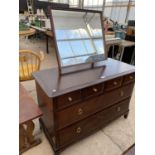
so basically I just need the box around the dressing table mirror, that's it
[49,8,107,74]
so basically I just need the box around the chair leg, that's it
[46,35,49,54]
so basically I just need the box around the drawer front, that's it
[82,83,103,98]
[105,77,123,91]
[123,73,135,85]
[58,99,130,147]
[55,90,81,110]
[56,83,134,130]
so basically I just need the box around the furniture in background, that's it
[105,37,122,59]
[33,58,135,155]
[45,30,54,54]
[30,25,46,33]
[19,28,36,49]
[122,21,135,65]
[19,50,44,81]
[19,28,36,38]
[119,40,135,62]
[126,20,135,37]
[105,38,135,65]
[19,0,69,14]
[30,25,53,54]
[125,20,135,42]
[19,83,43,154]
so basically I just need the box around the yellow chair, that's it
[19,50,44,81]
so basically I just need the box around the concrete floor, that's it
[20,37,135,155]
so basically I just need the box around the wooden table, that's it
[19,28,36,49]
[122,144,135,155]
[45,30,54,54]
[119,40,135,61]
[19,28,36,37]
[19,83,43,154]
[30,25,53,54]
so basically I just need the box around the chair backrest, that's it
[19,50,41,81]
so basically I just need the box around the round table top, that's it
[19,28,36,37]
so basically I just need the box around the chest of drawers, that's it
[33,59,135,155]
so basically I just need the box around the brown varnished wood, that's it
[19,121,41,154]
[105,76,123,91]
[58,99,130,147]
[32,58,135,98]
[123,73,135,85]
[19,84,43,124]
[19,84,43,154]
[55,90,82,110]
[35,82,58,146]
[33,59,135,154]
[56,83,134,130]
[19,124,26,151]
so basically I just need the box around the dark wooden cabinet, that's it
[33,58,135,155]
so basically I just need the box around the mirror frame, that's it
[48,7,107,74]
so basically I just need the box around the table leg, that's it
[112,45,115,58]
[130,48,135,65]
[19,120,41,154]
[106,45,110,57]
[120,47,125,61]
[25,121,35,144]
[46,35,49,54]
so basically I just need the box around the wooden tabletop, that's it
[106,38,122,45]
[19,28,36,37]
[30,25,53,37]
[33,58,135,98]
[30,25,46,32]
[120,40,135,47]
[19,83,42,124]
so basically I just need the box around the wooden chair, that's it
[19,50,44,81]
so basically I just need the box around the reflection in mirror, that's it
[51,9,106,68]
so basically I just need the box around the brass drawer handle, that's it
[120,91,124,97]
[117,107,121,112]
[68,97,73,102]
[113,81,118,86]
[93,88,98,92]
[76,127,82,133]
[129,76,134,80]
[78,108,83,115]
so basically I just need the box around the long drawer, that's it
[57,99,130,147]
[55,83,134,130]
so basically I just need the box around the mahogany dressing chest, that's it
[33,58,135,155]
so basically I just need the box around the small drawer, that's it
[55,90,81,110]
[57,99,130,147]
[82,83,103,98]
[55,83,134,130]
[105,77,123,91]
[123,73,135,85]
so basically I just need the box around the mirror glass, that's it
[51,9,106,68]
